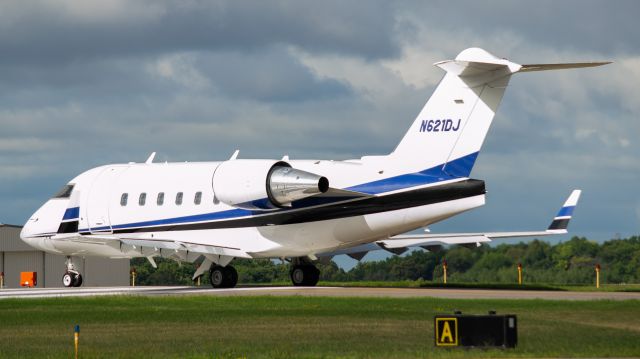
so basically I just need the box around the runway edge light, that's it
[74,324,80,359]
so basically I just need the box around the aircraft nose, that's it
[20,199,68,239]
[20,216,43,249]
[21,210,39,235]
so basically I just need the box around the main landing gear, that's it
[290,264,320,286]
[209,265,238,288]
[62,256,83,287]
[202,258,320,288]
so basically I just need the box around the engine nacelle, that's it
[212,160,329,210]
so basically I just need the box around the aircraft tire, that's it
[210,266,225,288]
[62,272,74,287]
[73,274,83,287]
[290,265,320,286]
[210,266,238,288]
[224,266,238,288]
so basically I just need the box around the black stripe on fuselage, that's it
[111,179,486,234]
[58,220,79,234]
[548,218,570,230]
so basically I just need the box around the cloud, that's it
[399,1,640,55]
[0,0,399,66]
[0,1,637,241]
[147,53,211,91]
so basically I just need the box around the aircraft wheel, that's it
[62,272,74,287]
[73,273,83,287]
[290,265,320,286]
[210,266,238,288]
[225,266,238,288]
[210,266,225,288]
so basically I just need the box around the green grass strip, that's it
[1,295,639,358]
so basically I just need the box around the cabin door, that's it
[86,167,125,234]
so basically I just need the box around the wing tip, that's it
[548,189,582,231]
[565,189,582,207]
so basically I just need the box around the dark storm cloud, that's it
[402,0,640,55]
[0,0,399,66]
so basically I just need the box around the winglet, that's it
[547,190,581,232]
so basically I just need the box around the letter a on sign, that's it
[441,322,453,342]
[435,318,458,346]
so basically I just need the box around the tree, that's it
[129,236,640,285]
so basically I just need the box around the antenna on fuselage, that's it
[145,152,156,164]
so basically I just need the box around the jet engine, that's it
[212,160,329,210]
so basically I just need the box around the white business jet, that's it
[20,48,607,288]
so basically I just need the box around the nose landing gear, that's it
[62,256,83,287]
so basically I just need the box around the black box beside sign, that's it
[434,312,517,348]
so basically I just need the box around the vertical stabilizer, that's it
[391,48,520,177]
[390,48,609,179]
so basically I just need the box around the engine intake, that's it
[212,160,329,210]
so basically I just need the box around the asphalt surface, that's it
[1,285,640,300]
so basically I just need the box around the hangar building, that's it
[0,223,129,288]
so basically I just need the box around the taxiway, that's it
[1,285,639,300]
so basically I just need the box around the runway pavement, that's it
[1,285,640,300]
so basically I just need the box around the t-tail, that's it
[390,48,610,178]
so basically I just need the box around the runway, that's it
[1,285,640,300]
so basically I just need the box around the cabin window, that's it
[139,193,147,206]
[120,193,128,206]
[157,192,164,206]
[194,191,202,205]
[175,192,183,205]
[53,184,75,199]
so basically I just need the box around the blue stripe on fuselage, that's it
[110,208,251,230]
[347,152,478,194]
[78,152,480,232]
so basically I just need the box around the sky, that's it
[1,1,638,258]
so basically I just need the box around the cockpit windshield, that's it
[52,184,75,199]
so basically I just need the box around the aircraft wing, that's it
[320,190,581,259]
[65,234,254,280]
[62,234,252,262]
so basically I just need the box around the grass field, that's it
[1,295,639,358]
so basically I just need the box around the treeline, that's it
[130,236,640,285]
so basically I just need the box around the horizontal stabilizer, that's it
[435,48,520,77]
[520,62,611,72]
[435,48,610,78]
